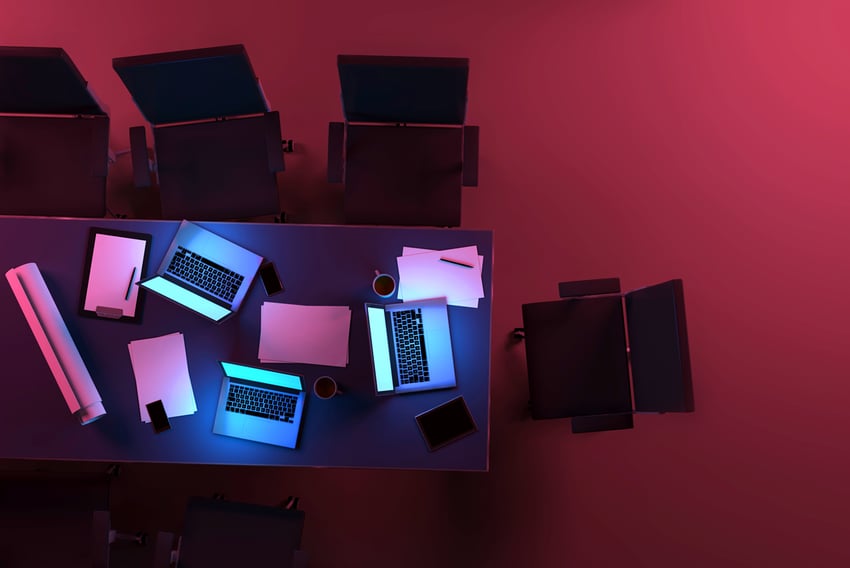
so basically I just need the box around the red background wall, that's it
[3,0,849,565]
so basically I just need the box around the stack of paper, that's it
[128,332,197,423]
[259,303,351,367]
[396,246,485,308]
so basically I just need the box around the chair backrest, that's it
[113,44,268,125]
[177,497,305,568]
[0,46,108,217]
[0,46,105,116]
[338,54,468,125]
[625,279,694,413]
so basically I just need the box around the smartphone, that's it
[415,396,477,451]
[146,400,171,433]
[259,261,283,296]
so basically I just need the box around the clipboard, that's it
[78,227,152,322]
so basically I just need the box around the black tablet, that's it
[78,227,152,322]
[415,395,477,452]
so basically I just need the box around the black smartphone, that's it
[146,400,171,433]
[259,261,283,296]
[415,396,477,451]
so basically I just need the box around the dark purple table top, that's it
[0,217,492,470]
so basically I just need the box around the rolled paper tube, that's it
[5,262,106,425]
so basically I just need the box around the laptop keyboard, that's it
[391,308,430,384]
[166,246,245,303]
[225,384,298,423]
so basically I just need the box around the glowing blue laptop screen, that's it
[367,306,395,392]
[140,276,231,321]
[220,361,303,391]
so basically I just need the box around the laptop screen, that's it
[141,276,230,322]
[366,306,395,392]
[220,361,302,391]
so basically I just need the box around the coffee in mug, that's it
[313,376,341,399]
[372,270,396,298]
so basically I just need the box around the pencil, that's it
[440,257,474,268]
[125,266,137,300]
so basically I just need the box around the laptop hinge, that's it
[160,272,232,309]
[385,311,401,388]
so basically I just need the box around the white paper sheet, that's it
[259,303,351,367]
[128,332,197,422]
[396,246,484,308]
[399,246,483,307]
[84,233,147,317]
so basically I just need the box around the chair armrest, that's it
[130,126,153,188]
[558,278,621,298]
[571,413,634,433]
[462,125,478,187]
[293,549,309,568]
[152,531,175,568]
[92,510,111,568]
[265,111,285,173]
[327,122,345,183]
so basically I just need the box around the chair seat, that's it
[154,113,281,220]
[344,124,463,226]
[177,497,305,568]
[0,115,108,217]
[521,295,632,420]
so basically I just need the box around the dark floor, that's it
[5,1,850,565]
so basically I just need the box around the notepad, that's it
[259,303,351,367]
[397,246,484,308]
[128,332,197,422]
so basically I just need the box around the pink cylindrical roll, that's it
[6,262,106,425]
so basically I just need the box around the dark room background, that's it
[2,0,849,566]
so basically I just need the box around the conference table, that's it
[0,217,492,471]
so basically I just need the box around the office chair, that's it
[328,54,479,227]
[0,46,109,217]
[113,44,286,221]
[514,278,694,433]
[0,468,143,567]
[153,496,307,568]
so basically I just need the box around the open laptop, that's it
[365,297,457,395]
[212,362,306,449]
[139,220,263,322]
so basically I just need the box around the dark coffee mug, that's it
[372,270,396,298]
[313,376,341,399]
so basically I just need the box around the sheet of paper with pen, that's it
[396,246,484,308]
[83,233,146,317]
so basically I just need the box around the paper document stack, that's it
[128,332,197,422]
[259,303,352,367]
[397,246,485,308]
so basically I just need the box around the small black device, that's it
[146,399,171,433]
[415,395,477,451]
[259,261,283,296]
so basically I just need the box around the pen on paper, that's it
[439,257,474,268]
[124,267,137,300]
